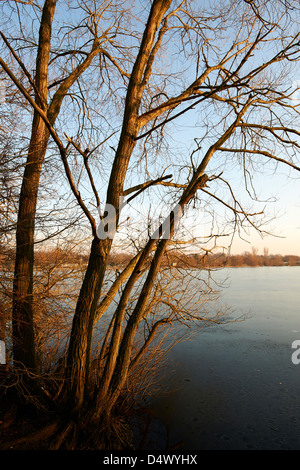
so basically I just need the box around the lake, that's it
[141,266,300,450]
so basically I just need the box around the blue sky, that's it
[159,102,300,257]
[2,0,300,257]
[230,176,300,256]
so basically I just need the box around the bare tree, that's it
[1,0,300,450]
[1,0,129,381]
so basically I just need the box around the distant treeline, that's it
[108,250,300,268]
[178,252,300,268]
[1,246,300,269]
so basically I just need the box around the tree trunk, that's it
[97,239,170,418]
[12,125,49,372]
[11,0,100,379]
[12,0,57,374]
[63,237,109,412]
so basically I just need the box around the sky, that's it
[230,204,300,256]
[2,0,300,257]
[222,140,300,256]
[117,165,300,256]
[184,189,300,256]
[179,129,300,257]
[158,100,300,257]
[237,176,300,256]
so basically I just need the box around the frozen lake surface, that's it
[145,266,300,450]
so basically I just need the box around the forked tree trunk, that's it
[61,0,174,415]
[95,239,170,419]
[61,135,137,413]
[91,113,245,418]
